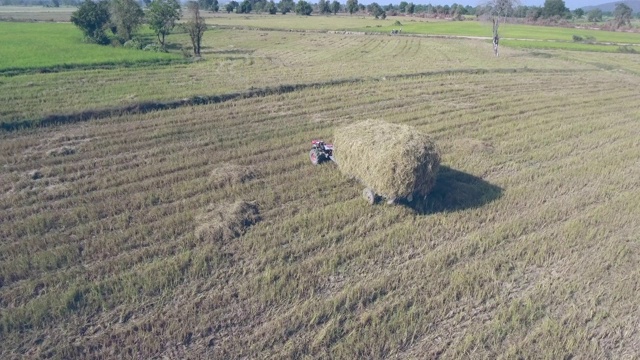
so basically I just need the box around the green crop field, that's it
[0,22,179,73]
[1,10,639,360]
[365,20,640,43]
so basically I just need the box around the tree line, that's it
[199,0,635,25]
[5,0,638,25]
[479,0,634,25]
[71,0,207,56]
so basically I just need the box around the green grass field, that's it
[0,22,178,72]
[1,11,640,360]
[502,38,640,53]
[367,20,640,43]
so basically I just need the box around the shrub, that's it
[123,39,143,49]
[143,43,162,52]
[572,35,582,42]
[617,46,637,53]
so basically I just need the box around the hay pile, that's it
[46,146,76,157]
[195,200,260,243]
[333,119,440,199]
[209,163,256,188]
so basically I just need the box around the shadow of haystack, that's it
[405,166,503,215]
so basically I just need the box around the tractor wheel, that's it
[362,188,376,205]
[309,149,321,165]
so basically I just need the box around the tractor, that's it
[309,140,335,165]
[309,140,380,204]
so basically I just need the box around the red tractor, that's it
[309,140,335,165]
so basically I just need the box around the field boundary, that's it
[0,58,190,77]
[1,67,591,132]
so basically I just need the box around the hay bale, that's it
[195,200,260,243]
[333,119,440,199]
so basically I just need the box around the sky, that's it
[375,1,607,10]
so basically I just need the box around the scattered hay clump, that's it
[46,146,76,157]
[195,200,260,243]
[333,119,440,200]
[209,164,256,188]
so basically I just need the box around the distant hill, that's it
[582,0,640,12]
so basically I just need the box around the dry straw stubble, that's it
[333,119,441,200]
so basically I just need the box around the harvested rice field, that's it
[1,18,639,359]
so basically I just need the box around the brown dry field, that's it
[1,14,640,360]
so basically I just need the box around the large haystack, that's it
[333,119,440,199]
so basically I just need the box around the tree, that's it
[398,1,407,12]
[185,1,206,56]
[587,8,602,22]
[573,8,584,19]
[225,1,238,12]
[147,0,181,50]
[278,0,294,13]
[526,5,542,20]
[265,0,277,14]
[318,0,330,14]
[254,0,267,13]
[71,0,111,45]
[485,0,518,57]
[542,0,567,18]
[368,2,385,19]
[613,3,633,28]
[487,0,516,19]
[238,0,251,13]
[465,5,474,15]
[331,0,340,14]
[295,0,312,15]
[346,0,358,15]
[110,0,144,41]
[199,0,218,11]
[406,2,414,14]
[51,0,60,7]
